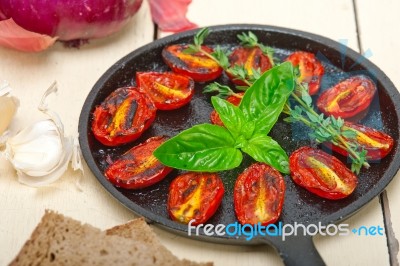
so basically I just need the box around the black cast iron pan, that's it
[78,24,400,265]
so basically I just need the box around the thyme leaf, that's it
[203,82,240,98]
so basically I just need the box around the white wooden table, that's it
[1,0,399,265]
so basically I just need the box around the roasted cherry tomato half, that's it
[162,44,223,82]
[105,136,172,189]
[227,46,273,85]
[286,51,324,95]
[91,87,156,146]
[317,75,376,119]
[289,147,358,200]
[210,93,243,126]
[136,72,195,110]
[323,121,394,160]
[168,172,224,225]
[234,163,285,225]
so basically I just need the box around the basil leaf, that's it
[241,134,290,174]
[253,95,288,135]
[211,96,247,139]
[241,121,256,140]
[239,62,295,134]
[153,124,242,172]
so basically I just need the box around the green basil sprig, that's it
[154,62,295,174]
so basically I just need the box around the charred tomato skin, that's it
[210,93,243,126]
[289,147,358,200]
[136,72,195,110]
[323,121,394,160]
[105,136,172,189]
[168,172,224,225]
[234,163,285,226]
[227,46,273,85]
[162,44,223,82]
[286,51,324,95]
[317,75,376,119]
[91,87,156,146]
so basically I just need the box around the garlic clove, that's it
[17,137,73,187]
[0,81,19,137]
[6,120,63,176]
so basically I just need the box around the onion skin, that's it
[0,0,143,41]
[148,0,197,32]
[0,18,57,52]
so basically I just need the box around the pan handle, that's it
[261,235,325,266]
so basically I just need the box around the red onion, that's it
[0,0,143,41]
[0,0,197,52]
[0,7,6,20]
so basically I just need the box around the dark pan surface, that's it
[79,25,400,247]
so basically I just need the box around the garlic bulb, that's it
[3,82,82,187]
[0,81,19,140]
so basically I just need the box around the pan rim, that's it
[78,23,400,245]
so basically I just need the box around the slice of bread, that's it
[106,218,210,266]
[9,210,212,266]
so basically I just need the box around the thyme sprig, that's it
[203,83,243,99]
[184,28,270,87]
[282,84,369,173]
[184,28,230,69]
[187,27,369,173]
[237,31,275,65]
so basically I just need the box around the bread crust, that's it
[9,210,212,266]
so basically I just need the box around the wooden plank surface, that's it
[0,0,395,265]
[356,0,400,264]
[0,3,154,265]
